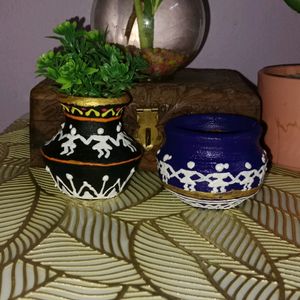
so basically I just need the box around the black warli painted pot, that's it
[42,94,141,200]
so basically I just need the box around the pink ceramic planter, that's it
[258,65,300,171]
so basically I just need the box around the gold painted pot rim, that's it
[164,183,260,200]
[58,93,130,107]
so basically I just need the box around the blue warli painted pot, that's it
[157,114,268,206]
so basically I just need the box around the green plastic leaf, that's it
[85,30,105,43]
[284,0,300,12]
[56,77,73,90]
[35,19,149,97]
[53,20,76,35]
[86,67,98,75]
[46,67,57,79]
[40,50,55,61]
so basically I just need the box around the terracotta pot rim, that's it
[259,64,300,80]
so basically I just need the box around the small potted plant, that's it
[36,20,148,200]
[258,1,300,171]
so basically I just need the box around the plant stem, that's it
[134,0,154,48]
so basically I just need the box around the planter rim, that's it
[259,64,300,80]
[58,93,130,107]
[165,113,260,138]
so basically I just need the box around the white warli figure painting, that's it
[60,125,87,156]
[174,161,203,192]
[115,123,137,152]
[44,123,65,146]
[158,152,268,193]
[55,122,137,158]
[87,128,114,159]
[157,154,174,182]
[46,166,136,199]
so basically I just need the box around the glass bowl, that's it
[91,0,209,79]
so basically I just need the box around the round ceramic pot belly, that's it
[157,114,268,201]
[44,160,137,199]
[42,96,141,200]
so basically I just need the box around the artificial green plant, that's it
[36,20,148,98]
[284,0,300,12]
[134,0,163,48]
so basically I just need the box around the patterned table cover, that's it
[0,118,299,300]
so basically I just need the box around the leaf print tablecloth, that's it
[0,118,299,300]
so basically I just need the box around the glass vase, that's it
[91,0,209,79]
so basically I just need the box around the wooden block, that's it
[29,80,65,167]
[30,68,261,170]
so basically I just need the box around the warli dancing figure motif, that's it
[60,125,87,156]
[56,123,139,159]
[87,128,115,159]
[174,161,203,192]
[158,154,268,194]
[115,123,137,152]
[157,154,171,182]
